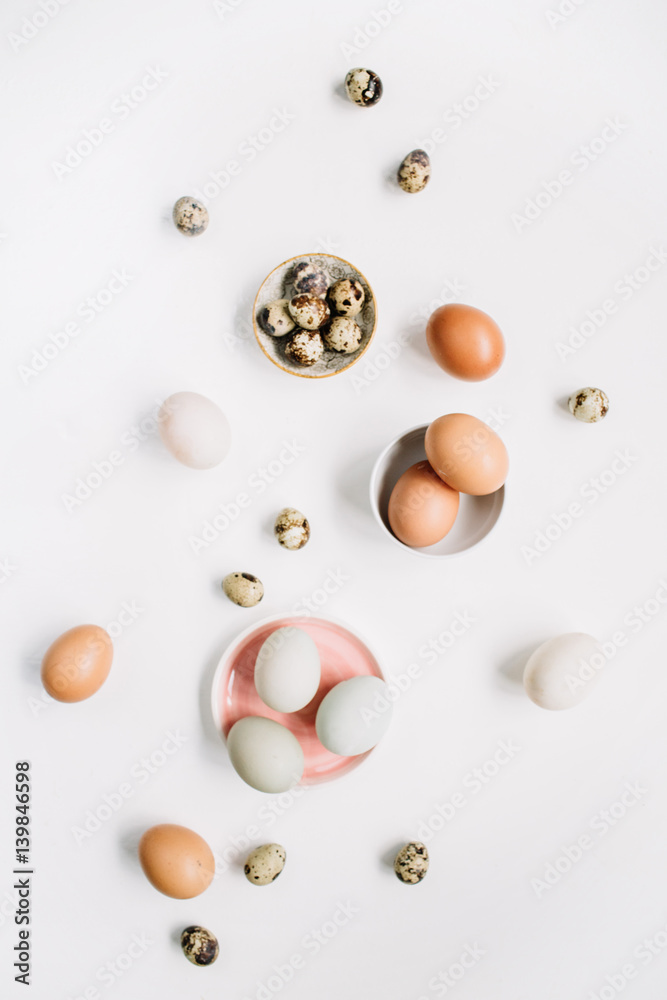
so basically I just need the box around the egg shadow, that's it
[337,450,378,523]
[556,394,572,417]
[380,841,404,872]
[199,632,245,769]
[497,643,539,695]
[333,80,350,104]
[118,825,146,870]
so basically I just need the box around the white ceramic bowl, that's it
[252,253,377,379]
[370,424,505,558]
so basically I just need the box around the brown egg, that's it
[41,624,113,702]
[425,413,508,495]
[426,304,505,381]
[388,461,460,548]
[138,824,215,899]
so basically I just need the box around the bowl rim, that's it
[252,252,378,379]
[369,422,506,559]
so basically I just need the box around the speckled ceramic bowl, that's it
[253,253,377,379]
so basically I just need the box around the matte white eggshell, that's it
[315,676,391,756]
[254,627,321,713]
[523,632,602,710]
[227,716,304,793]
[159,391,231,470]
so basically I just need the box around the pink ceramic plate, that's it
[211,614,384,784]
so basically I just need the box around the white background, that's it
[3,0,667,998]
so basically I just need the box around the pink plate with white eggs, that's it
[211,614,385,784]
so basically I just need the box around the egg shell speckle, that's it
[568,387,609,423]
[180,926,219,966]
[172,196,209,236]
[260,299,296,337]
[284,330,324,367]
[222,572,264,608]
[288,294,330,330]
[328,278,365,317]
[323,317,363,353]
[244,844,286,885]
[292,261,328,298]
[275,508,310,549]
[394,842,429,883]
[397,150,431,193]
[345,67,383,107]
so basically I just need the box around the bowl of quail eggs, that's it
[253,253,377,378]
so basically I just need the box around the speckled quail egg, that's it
[284,330,324,367]
[394,842,429,884]
[172,196,209,236]
[244,844,286,886]
[568,387,609,423]
[180,926,219,966]
[328,278,365,317]
[397,150,431,193]
[222,572,264,608]
[323,316,363,354]
[288,294,330,330]
[275,508,310,549]
[292,261,329,298]
[344,68,383,107]
[260,299,296,337]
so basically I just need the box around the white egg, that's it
[158,391,231,470]
[254,627,321,713]
[315,676,391,756]
[227,716,304,793]
[523,633,602,710]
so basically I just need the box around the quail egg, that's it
[260,299,296,337]
[345,68,383,107]
[180,926,219,966]
[328,278,365,317]
[394,842,429,884]
[568,387,609,423]
[222,572,264,608]
[244,844,286,886]
[172,196,209,236]
[284,330,324,367]
[292,261,329,298]
[288,294,330,330]
[397,150,431,193]
[275,508,310,549]
[323,316,363,354]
